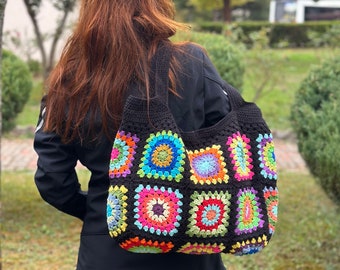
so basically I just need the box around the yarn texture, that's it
[106,43,279,255]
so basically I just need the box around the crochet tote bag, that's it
[106,43,278,255]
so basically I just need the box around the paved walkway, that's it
[1,137,308,173]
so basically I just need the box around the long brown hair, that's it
[44,0,188,143]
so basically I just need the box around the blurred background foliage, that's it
[2,1,340,268]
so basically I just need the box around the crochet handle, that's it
[150,40,172,104]
[223,82,246,111]
[150,41,246,112]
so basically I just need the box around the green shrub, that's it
[27,59,42,77]
[174,31,245,90]
[197,20,340,48]
[2,50,33,132]
[308,24,340,48]
[197,21,225,33]
[291,56,340,205]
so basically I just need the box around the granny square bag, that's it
[106,42,278,255]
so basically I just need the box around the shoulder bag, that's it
[106,42,279,255]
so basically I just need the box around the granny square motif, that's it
[177,242,226,255]
[133,184,183,237]
[109,131,139,178]
[235,187,264,235]
[229,235,268,256]
[119,237,174,254]
[106,43,279,255]
[107,185,128,237]
[257,134,277,180]
[186,190,231,238]
[227,132,254,181]
[137,130,185,182]
[187,145,229,185]
[263,186,279,234]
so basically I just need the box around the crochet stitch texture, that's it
[106,43,278,255]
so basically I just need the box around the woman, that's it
[34,0,230,269]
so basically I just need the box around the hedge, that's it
[197,20,340,48]
[291,56,340,205]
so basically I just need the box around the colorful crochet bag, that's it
[106,43,278,255]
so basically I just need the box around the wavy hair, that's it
[44,0,188,143]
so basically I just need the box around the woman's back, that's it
[34,1,229,269]
[34,43,229,270]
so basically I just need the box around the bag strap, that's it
[150,41,246,112]
[149,41,173,104]
[223,82,246,111]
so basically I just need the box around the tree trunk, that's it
[48,5,71,77]
[0,1,7,270]
[223,0,232,22]
[23,0,48,79]
[22,0,76,81]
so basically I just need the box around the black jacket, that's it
[34,43,230,270]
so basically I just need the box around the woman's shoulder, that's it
[172,42,208,74]
[173,41,224,84]
[174,41,206,60]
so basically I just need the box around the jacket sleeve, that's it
[33,96,87,220]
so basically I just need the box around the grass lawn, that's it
[14,80,43,129]
[1,170,339,269]
[223,171,340,270]
[1,170,89,270]
[4,46,339,269]
[241,48,334,130]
